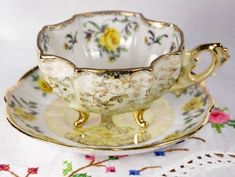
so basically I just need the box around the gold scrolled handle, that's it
[171,43,229,91]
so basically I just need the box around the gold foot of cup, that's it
[133,109,149,128]
[74,111,89,128]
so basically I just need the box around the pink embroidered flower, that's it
[0,164,10,171]
[106,166,116,173]
[85,155,95,161]
[209,109,230,124]
[28,167,38,174]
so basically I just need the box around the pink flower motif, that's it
[209,109,231,124]
[28,167,38,174]
[106,166,116,173]
[85,155,95,161]
[0,164,9,171]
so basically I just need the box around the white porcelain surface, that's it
[38,12,182,69]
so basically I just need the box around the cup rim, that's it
[37,10,185,72]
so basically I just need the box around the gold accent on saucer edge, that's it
[4,67,215,153]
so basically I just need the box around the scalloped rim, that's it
[37,10,185,72]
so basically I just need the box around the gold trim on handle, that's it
[171,43,229,91]
[188,43,229,82]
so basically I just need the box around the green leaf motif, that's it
[31,74,39,81]
[227,120,235,128]
[185,118,193,124]
[193,113,202,118]
[119,47,128,52]
[154,34,168,45]
[28,101,37,105]
[212,123,224,133]
[63,161,73,176]
[100,24,108,32]
[194,91,203,97]
[73,173,92,177]
[9,101,15,108]
[221,107,229,111]
[183,122,197,132]
[120,16,129,23]
[83,21,100,30]
[108,156,119,160]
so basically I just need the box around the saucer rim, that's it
[4,66,215,153]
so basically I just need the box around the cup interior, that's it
[38,12,183,69]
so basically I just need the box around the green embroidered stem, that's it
[68,159,110,177]
[67,161,94,177]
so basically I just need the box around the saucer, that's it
[5,67,214,155]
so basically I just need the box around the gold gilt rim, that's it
[37,10,185,73]
[4,66,214,153]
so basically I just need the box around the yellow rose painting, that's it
[9,95,38,122]
[82,16,139,61]
[37,78,52,94]
[99,27,121,51]
[31,72,52,96]
[163,131,182,141]
[183,97,203,112]
[14,107,36,121]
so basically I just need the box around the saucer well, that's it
[5,67,214,155]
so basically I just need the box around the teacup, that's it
[37,11,229,128]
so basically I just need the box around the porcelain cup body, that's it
[37,11,229,116]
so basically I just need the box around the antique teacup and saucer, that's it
[5,11,229,155]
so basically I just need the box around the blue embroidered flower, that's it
[154,151,165,156]
[129,170,140,175]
